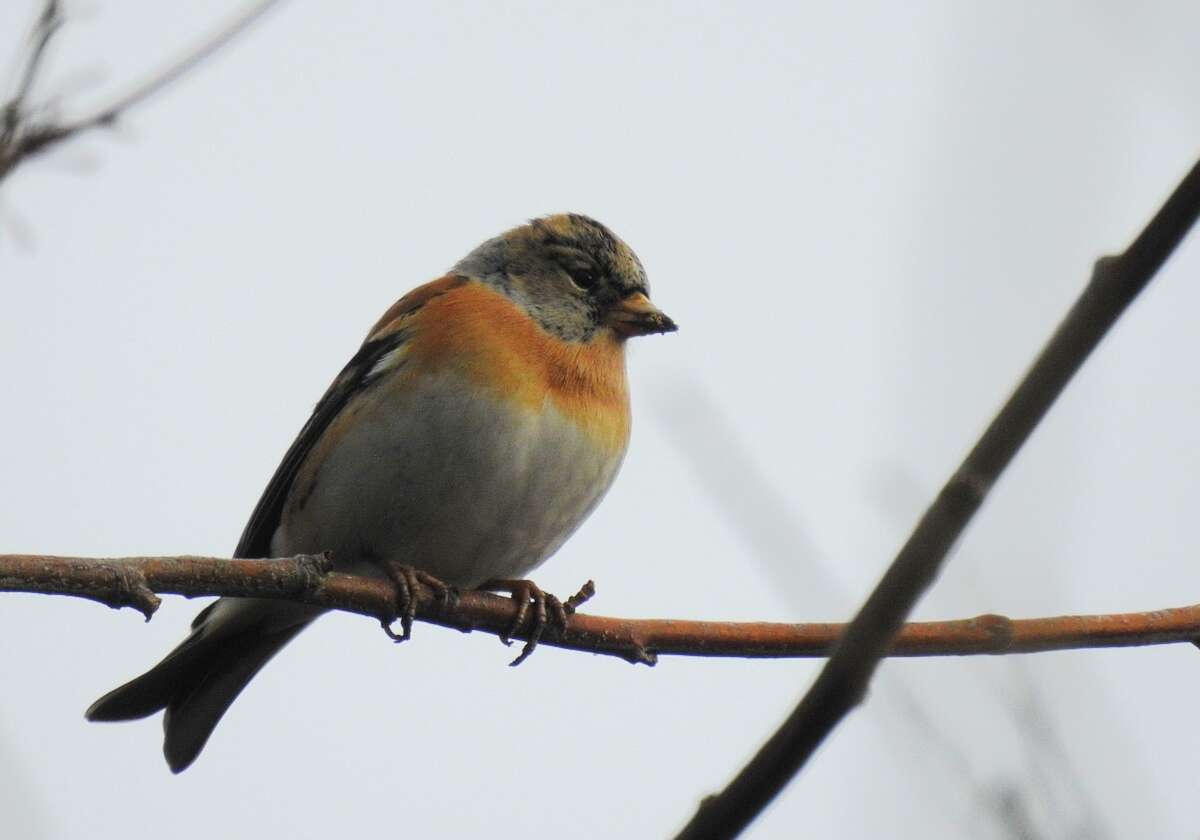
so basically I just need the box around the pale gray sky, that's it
[2,2,1200,838]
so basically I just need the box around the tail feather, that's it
[86,598,317,772]
[86,631,215,722]
[162,624,307,773]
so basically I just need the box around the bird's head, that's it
[454,213,676,342]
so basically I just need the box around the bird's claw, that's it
[483,578,582,666]
[380,563,457,643]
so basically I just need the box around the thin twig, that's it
[1,0,61,152]
[10,1,61,111]
[2,553,1200,663]
[0,0,285,183]
[57,0,285,133]
[674,153,1200,840]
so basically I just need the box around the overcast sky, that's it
[2,2,1200,838]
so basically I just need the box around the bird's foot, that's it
[482,578,595,666]
[380,563,460,642]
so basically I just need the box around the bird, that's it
[85,213,675,773]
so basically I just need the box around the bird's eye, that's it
[566,266,598,291]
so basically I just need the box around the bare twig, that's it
[3,553,1200,663]
[8,1,61,113]
[1,1,61,158]
[0,0,285,183]
[675,153,1200,840]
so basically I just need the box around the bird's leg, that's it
[481,578,578,666]
[379,561,459,642]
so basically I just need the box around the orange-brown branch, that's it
[2,553,1197,663]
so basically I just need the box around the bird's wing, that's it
[232,274,469,559]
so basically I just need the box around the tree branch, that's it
[0,0,285,184]
[674,154,1200,839]
[8,0,61,115]
[3,553,1200,664]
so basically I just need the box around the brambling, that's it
[86,213,675,773]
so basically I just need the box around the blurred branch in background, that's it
[0,0,284,185]
[4,553,1200,665]
[655,384,1100,839]
[871,465,1110,839]
[999,658,1110,840]
[677,152,1200,839]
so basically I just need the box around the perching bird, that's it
[86,214,675,772]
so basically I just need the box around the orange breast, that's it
[406,281,631,452]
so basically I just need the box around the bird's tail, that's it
[86,598,317,773]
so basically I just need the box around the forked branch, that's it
[0,0,284,184]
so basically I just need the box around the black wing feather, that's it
[232,330,410,559]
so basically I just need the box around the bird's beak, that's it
[606,291,677,338]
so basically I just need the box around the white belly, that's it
[272,373,626,587]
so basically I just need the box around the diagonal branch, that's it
[0,0,285,184]
[675,153,1200,840]
[3,553,1200,664]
